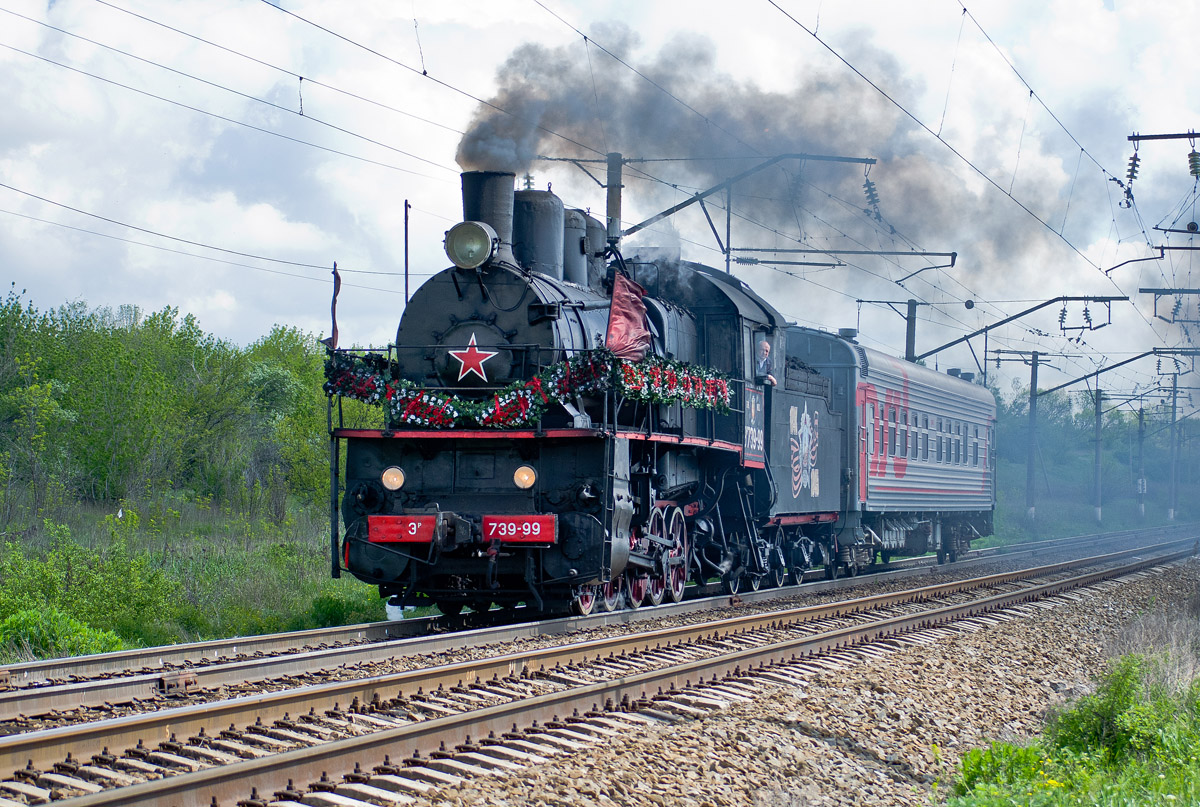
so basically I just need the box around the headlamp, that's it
[444,221,498,269]
[513,465,537,490]
[381,466,406,491]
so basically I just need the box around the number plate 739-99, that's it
[482,515,557,543]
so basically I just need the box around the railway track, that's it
[1,523,1186,727]
[0,538,1191,806]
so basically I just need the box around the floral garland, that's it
[325,349,732,429]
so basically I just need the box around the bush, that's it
[0,519,184,647]
[0,607,123,661]
[290,583,386,631]
[1047,654,1176,763]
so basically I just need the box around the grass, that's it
[0,497,385,662]
[945,573,1200,805]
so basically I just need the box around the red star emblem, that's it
[448,333,499,382]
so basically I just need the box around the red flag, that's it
[605,271,651,361]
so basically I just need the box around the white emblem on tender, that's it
[790,403,820,498]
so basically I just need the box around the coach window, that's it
[868,404,875,454]
[888,408,896,456]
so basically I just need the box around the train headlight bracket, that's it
[444,221,498,269]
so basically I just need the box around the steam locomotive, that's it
[325,170,995,615]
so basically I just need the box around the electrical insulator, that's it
[863,179,880,207]
[1157,358,1162,374]
[995,355,1001,370]
[1083,305,1092,327]
[1189,150,1200,178]
[1058,305,1067,327]
[1126,152,1140,184]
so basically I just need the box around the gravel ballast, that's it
[411,559,1199,807]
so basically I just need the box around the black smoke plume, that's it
[456,24,1094,303]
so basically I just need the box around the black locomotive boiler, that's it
[325,170,996,615]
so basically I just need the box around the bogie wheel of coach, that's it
[665,507,689,604]
[824,562,839,581]
[626,572,649,609]
[645,507,667,607]
[571,585,598,617]
[599,577,623,612]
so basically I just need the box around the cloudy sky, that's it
[3,0,1198,402]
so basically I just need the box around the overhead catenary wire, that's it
[261,0,603,160]
[0,5,457,174]
[85,0,464,136]
[0,180,366,273]
[0,42,447,181]
[0,207,418,292]
[762,0,1168,365]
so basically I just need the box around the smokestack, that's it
[460,171,517,267]
[513,189,565,280]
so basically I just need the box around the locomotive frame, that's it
[326,170,995,615]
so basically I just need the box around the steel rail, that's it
[1,530,1189,726]
[1,539,1190,780]
[56,548,1193,807]
[0,523,1180,691]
